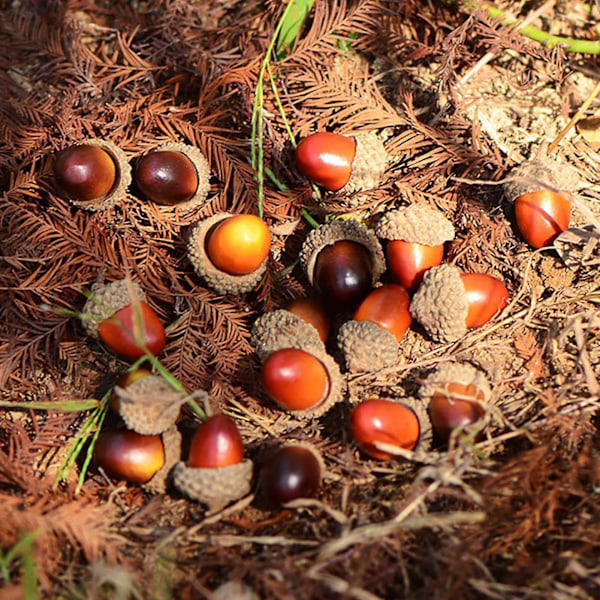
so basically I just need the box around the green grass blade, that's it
[276,0,315,59]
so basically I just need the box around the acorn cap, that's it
[188,213,268,295]
[251,309,325,361]
[341,131,387,195]
[63,139,132,212]
[173,458,253,511]
[82,279,146,338]
[138,142,211,212]
[300,219,385,287]
[376,205,455,246]
[419,362,492,405]
[503,157,579,204]
[337,320,399,373]
[143,426,182,494]
[112,375,193,435]
[409,264,468,342]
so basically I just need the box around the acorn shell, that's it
[136,142,211,211]
[82,279,146,338]
[59,139,132,212]
[337,320,399,373]
[143,426,182,494]
[112,375,193,435]
[251,310,325,361]
[341,131,387,195]
[376,204,455,245]
[503,157,579,204]
[172,458,253,511]
[300,219,385,288]
[187,213,268,295]
[254,316,345,419]
[409,264,468,342]
[419,362,492,405]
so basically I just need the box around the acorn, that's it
[259,443,324,507]
[134,142,211,210]
[93,425,181,493]
[81,279,166,360]
[376,205,455,289]
[337,320,399,373]
[350,398,432,460]
[295,131,387,196]
[53,140,131,211]
[251,311,344,419]
[173,414,253,511]
[503,158,579,249]
[419,363,492,442]
[409,265,509,342]
[111,374,192,435]
[286,296,331,343]
[187,213,270,295]
[300,219,385,309]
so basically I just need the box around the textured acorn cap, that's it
[409,264,468,342]
[503,157,579,204]
[112,375,194,435]
[60,139,132,212]
[300,219,385,287]
[211,582,259,600]
[188,213,268,295]
[341,131,387,195]
[137,142,211,211]
[82,279,146,338]
[376,205,455,246]
[173,458,253,511]
[143,426,182,494]
[419,362,492,405]
[337,320,399,373]
[251,310,325,361]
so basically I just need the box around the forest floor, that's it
[1,1,600,598]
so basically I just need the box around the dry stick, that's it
[547,80,600,154]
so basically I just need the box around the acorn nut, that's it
[53,140,131,211]
[409,265,509,342]
[376,205,455,289]
[188,213,270,294]
[82,279,166,360]
[134,142,210,210]
[173,414,253,511]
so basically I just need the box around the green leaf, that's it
[276,0,315,59]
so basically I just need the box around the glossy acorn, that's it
[350,398,431,460]
[173,414,253,510]
[260,444,323,507]
[419,363,492,442]
[295,131,387,197]
[188,213,270,294]
[286,297,331,343]
[82,280,166,361]
[53,140,131,211]
[376,205,455,290]
[261,348,330,411]
[504,158,579,249]
[410,265,509,342]
[300,219,386,309]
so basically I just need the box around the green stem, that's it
[75,400,109,494]
[301,208,319,228]
[462,1,600,54]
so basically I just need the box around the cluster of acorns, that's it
[56,129,577,510]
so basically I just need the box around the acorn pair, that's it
[52,140,210,211]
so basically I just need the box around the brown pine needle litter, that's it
[1,0,600,598]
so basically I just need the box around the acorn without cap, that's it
[134,142,211,210]
[81,279,166,360]
[419,362,492,442]
[376,205,455,289]
[187,213,270,295]
[172,414,253,511]
[409,265,509,342]
[53,140,131,211]
[295,131,387,196]
[300,219,385,309]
